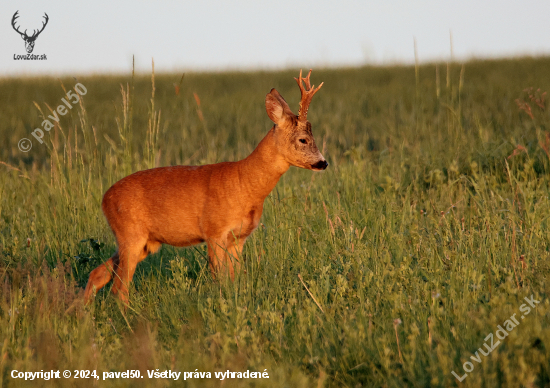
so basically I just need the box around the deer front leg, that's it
[226,237,246,277]
[207,236,246,281]
[207,239,227,280]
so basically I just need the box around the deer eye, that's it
[299,139,307,144]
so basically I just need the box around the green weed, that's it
[1,57,550,387]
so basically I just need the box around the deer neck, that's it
[238,127,289,201]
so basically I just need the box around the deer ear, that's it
[265,88,294,124]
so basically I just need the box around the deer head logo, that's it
[11,11,49,53]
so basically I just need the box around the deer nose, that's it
[311,160,328,170]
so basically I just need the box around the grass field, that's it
[1,57,550,387]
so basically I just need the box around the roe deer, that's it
[84,69,327,304]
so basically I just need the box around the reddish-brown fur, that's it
[84,70,327,304]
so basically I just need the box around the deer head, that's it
[12,11,49,53]
[265,69,327,171]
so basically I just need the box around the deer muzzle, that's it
[311,160,328,170]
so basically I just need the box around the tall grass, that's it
[1,57,550,387]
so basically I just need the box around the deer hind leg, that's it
[83,252,119,304]
[111,238,150,304]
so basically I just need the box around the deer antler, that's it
[11,11,25,37]
[11,11,49,40]
[30,13,49,39]
[295,69,323,122]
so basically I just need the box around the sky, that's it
[1,0,550,76]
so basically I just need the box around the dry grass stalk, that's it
[298,274,324,314]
